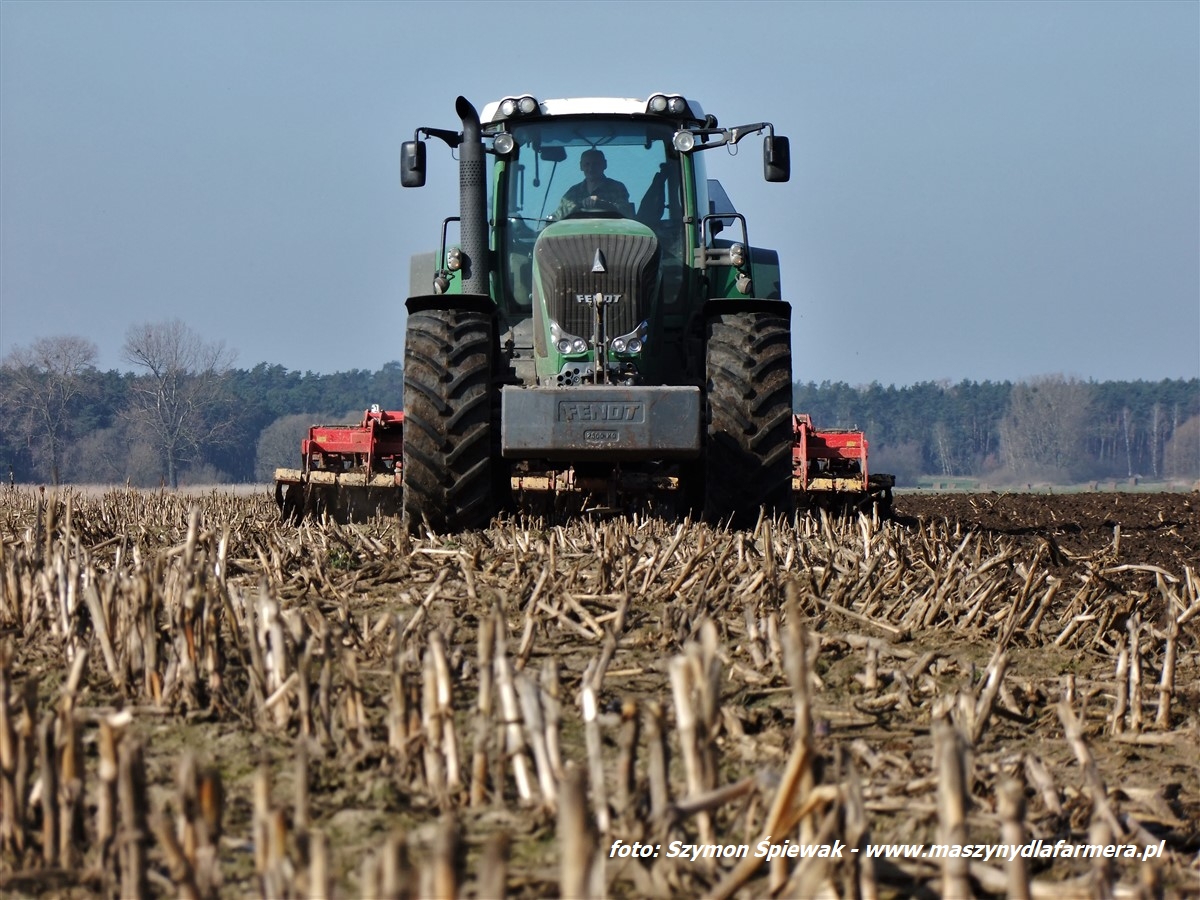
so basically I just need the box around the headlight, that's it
[555,337,588,355]
[446,247,463,271]
[730,243,746,268]
[493,132,515,156]
[610,322,647,355]
[551,320,589,355]
[673,131,695,153]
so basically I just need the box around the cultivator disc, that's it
[274,471,402,524]
[276,465,894,525]
[792,472,895,517]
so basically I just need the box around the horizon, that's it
[10,351,1198,392]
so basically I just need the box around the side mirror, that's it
[401,140,427,188]
[763,135,790,183]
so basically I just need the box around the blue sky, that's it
[1,0,1197,386]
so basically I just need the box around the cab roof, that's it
[479,95,707,127]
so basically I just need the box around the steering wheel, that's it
[562,209,623,220]
[584,194,623,212]
[561,195,626,220]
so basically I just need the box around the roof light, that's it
[647,94,691,117]
[498,95,540,120]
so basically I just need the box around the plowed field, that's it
[895,491,1197,581]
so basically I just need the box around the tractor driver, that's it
[552,149,635,219]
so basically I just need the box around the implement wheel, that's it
[277,482,305,524]
[703,309,795,527]
[402,307,497,532]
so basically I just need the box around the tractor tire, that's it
[703,309,795,527]
[402,307,497,532]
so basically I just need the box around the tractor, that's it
[275,94,892,527]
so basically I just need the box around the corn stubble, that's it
[0,485,1196,897]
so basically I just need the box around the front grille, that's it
[536,232,659,339]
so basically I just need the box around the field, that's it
[0,486,1196,898]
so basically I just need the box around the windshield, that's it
[499,118,686,313]
[506,119,682,226]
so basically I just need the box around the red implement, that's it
[274,408,405,522]
[792,414,893,511]
[276,407,893,522]
[299,408,405,480]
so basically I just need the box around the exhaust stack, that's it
[455,96,489,295]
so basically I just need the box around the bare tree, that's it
[999,375,1093,482]
[122,320,237,488]
[931,421,958,477]
[1163,415,1200,481]
[255,412,319,482]
[1,335,98,484]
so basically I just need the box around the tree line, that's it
[795,376,1199,485]
[0,324,404,487]
[2,325,1197,487]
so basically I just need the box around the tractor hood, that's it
[530,217,661,383]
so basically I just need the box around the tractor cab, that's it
[494,115,689,319]
[402,95,790,392]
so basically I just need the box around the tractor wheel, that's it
[703,310,795,527]
[402,307,497,532]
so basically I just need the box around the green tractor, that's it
[399,94,794,531]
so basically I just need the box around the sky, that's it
[1,0,1197,387]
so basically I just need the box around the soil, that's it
[892,490,1198,579]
